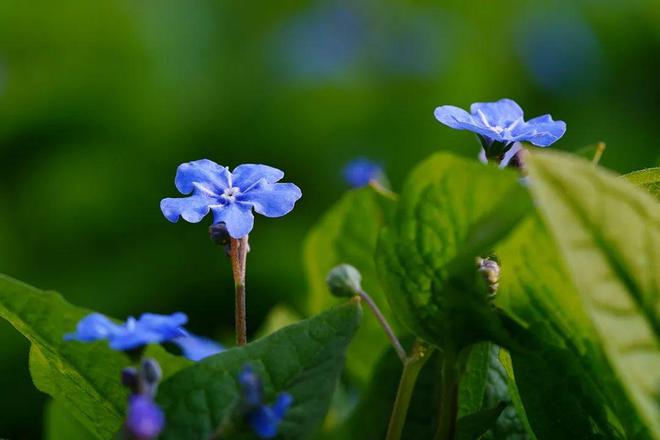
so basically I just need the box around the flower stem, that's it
[433,350,459,440]
[358,290,406,363]
[385,339,432,440]
[230,236,249,346]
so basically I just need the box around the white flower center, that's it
[221,186,241,202]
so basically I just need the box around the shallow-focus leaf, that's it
[0,274,190,439]
[44,399,95,440]
[496,217,634,438]
[526,150,660,437]
[456,401,506,440]
[624,167,660,200]
[304,187,396,383]
[458,342,491,418]
[376,152,531,350]
[157,300,362,440]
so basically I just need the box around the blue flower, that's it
[125,394,165,440]
[64,312,188,351]
[173,334,224,361]
[161,160,302,239]
[434,98,565,160]
[343,158,384,188]
[246,393,294,439]
[238,366,293,439]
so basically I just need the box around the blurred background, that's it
[1,0,659,437]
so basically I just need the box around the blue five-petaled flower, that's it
[160,160,302,239]
[239,366,293,439]
[434,98,566,160]
[64,312,188,351]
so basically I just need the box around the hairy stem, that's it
[386,340,432,440]
[230,236,249,346]
[434,350,459,440]
[358,290,406,362]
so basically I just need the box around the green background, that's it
[0,0,659,437]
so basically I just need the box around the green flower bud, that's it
[326,264,362,298]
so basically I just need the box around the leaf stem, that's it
[358,290,406,363]
[592,142,606,165]
[434,349,459,440]
[385,339,432,440]
[230,236,249,346]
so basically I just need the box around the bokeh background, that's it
[1,0,659,437]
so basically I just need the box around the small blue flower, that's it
[434,98,565,161]
[246,393,294,439]
[161,160,302,239]
[173,334,224,361]
[125,394,165,440]
[238,366,293,439]
[65,312,188,351]
[343,158,384,188]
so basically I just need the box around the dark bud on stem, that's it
[209,222,230,246]
[121,367,140,394]
[141,358,162,386]
[326,264,362,298]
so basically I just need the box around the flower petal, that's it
[174,159,231,194]
[470,98,524,126]
[64,313,122,342]
[173,334,224,361]
[240,182,302,218]
[511,117,566,147]
[211,202,255,238]
[232,164,285,189]
[160,195,212,223]
[435,105,504,141]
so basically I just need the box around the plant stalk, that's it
[434,349,459,440]
[385,339,432,440]
[358,290,406,362]
[230,236,249,346]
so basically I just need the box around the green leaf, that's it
[458,342,491,418]
[495,217,634,438]
[526,150,660,438]
[0,274,190,439]
[156,300,362,440]
[624,168,660,200]
[376,152,531,350]
[44,399,95,440]
[456,401,507,440]
[304,187,396,383]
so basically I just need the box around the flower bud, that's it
[141,358,162,386]
[326,264,362,298]
[209,222,230,246]
[125,395,164,440]
[121,367,140,394]
[477,257,500,296]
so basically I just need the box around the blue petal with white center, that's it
[65,312,188,351]
[434,99,566,160]
[161,160,302,239]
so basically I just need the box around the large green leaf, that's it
[304,187,396,383]
[526,150,660,438]
[44,399,95,440]
[156,300,362,440]
[496,217,637,438]
[0,274,190,439]
[624,167,660,200]
[376,152,531,350]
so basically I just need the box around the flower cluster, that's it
[161,160,302,239]
[434,98,565,164]
[65,312,223,361]
[238,366,294,439]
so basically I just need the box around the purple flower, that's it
[434,98,565,161]
[160,160,302,239]
[64,312,188,351]
[343,158,384,188]
[173,334,224,361]
[125,395,164,440]
[238,366,293,439]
